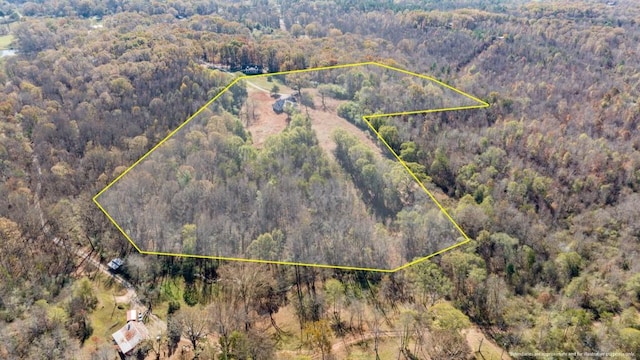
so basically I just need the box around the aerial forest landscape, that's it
[96,62,485,271]
[1,0,640,359]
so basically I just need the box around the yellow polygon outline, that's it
[93,61,489,273]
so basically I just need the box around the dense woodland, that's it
[1,0,640,359]
[97,67,470,270]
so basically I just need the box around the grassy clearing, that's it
[89,273,128,337]
[248,75,277,89]
[159,277,184,301]
[0,35,13,49]
[153,301,170,321]
[341,337,399,359]
[245,75,292,93]
[153,277,187,321]
[80,274,128,358]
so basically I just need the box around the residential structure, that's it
[272,95,297,113]
[112,310,149,357]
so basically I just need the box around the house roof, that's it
[112,321,149,354]
[272,95,297,112]
[107,258,124,271]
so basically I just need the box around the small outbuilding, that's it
[107,258,124,271]
[126,309,137,323]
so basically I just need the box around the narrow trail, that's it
[25,127,165,329]
[245,79,283,95]
[275,1,287,32]
[304,325,510,359]
[30,151,130,289]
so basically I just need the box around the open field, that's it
[242,78,384,160]
[0,34,13,49]
[243,85,290,148]
[81,274,128,359]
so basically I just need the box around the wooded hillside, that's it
[1,0,640,358]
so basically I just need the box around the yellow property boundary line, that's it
[93,61,489,273]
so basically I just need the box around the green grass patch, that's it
[159,277,184,302]
[0,35,14,50]
[152,277,188,320]
[244,75,292,94]
[248,75,277,88]
[90,275,128,339]
[78,274,128,359]
[153,301,169,321]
